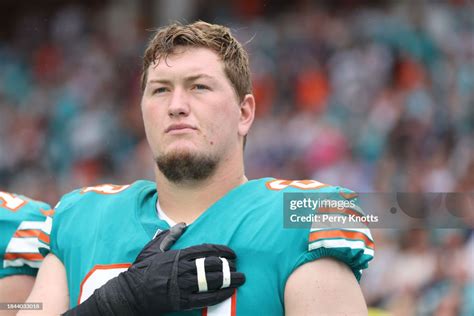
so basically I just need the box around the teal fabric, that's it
[0,193,50,278]
[50,179,374,314]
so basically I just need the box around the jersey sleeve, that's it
[0,194,52,278]
[48,189,82,261]
[37,215,53,257]
[292,187,374,281]
[48,183,134,262]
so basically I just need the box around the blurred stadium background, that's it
[0,0,473,315]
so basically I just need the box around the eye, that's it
[152,87,168,94]
[192,84,209,91]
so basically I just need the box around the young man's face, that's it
[141,47,249,181]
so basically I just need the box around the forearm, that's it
[17,254,69,316]
[0,275,36,316]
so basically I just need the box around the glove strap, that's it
[220,257,231,289]
[196,258,208,292]
[169,249,182,310]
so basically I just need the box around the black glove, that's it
[63,223,245,315]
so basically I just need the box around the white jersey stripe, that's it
[309,238,375,257]
[41,216,53,234]
[17,221,45,231]
[310,227,374,241]
[5,237,41,254]
[3,258,41,269]
[207,297,232,316]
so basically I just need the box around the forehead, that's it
[148,47,226,80]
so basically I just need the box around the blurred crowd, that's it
[0,0,472,315]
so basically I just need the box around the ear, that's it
[238,94,256,137]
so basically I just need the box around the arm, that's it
[284,258,368,316]
[0,275,35,316]
[18,254,69,316]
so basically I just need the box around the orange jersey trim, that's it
[40,208,55,216]
[13,229,41,238]
[0,192,28,212]
[80,184,130,195]
[265,179,330,191]
[309,230,375,250]
[4,253,43,261]
[38,231,50,244]
[338,191,359,200]
[78,263,132,305]
[231,290,237,316]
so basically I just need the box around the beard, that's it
[155,150,218,183]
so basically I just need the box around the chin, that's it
[171,142,198,152]
[155,146,219,182]
[163,144,200,157]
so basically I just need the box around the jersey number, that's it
[80,265,237,315]
[265,179,327,190]
[0,192,27,211]
[80,184,130,195]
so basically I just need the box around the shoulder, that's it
[240,178,352,214]
[264,179,331,192]
[0,191,51,220]
[257,179,374,281]
[54,180,156,216]
[258,178,356,204]
[263,178,355,195]
[0,191,51,214]
[48,180,156,256]
[262,178,361,212]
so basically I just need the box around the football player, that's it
[1,192,244,315]
[0,192,51,315]
[24,21,374,315]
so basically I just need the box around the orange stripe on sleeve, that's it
[13,229,41,238]
[4,253,43,261]
[38,231,50,244]
[309,230,375,250]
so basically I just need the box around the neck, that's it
[155,152,247,224]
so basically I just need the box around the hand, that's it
[121,223,245,314]
[64,223,245,315]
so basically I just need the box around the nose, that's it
[168,88,190,118]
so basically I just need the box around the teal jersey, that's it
[0,191,52,278]
[50,179,374,314]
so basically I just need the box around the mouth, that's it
[165,124,198,134]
